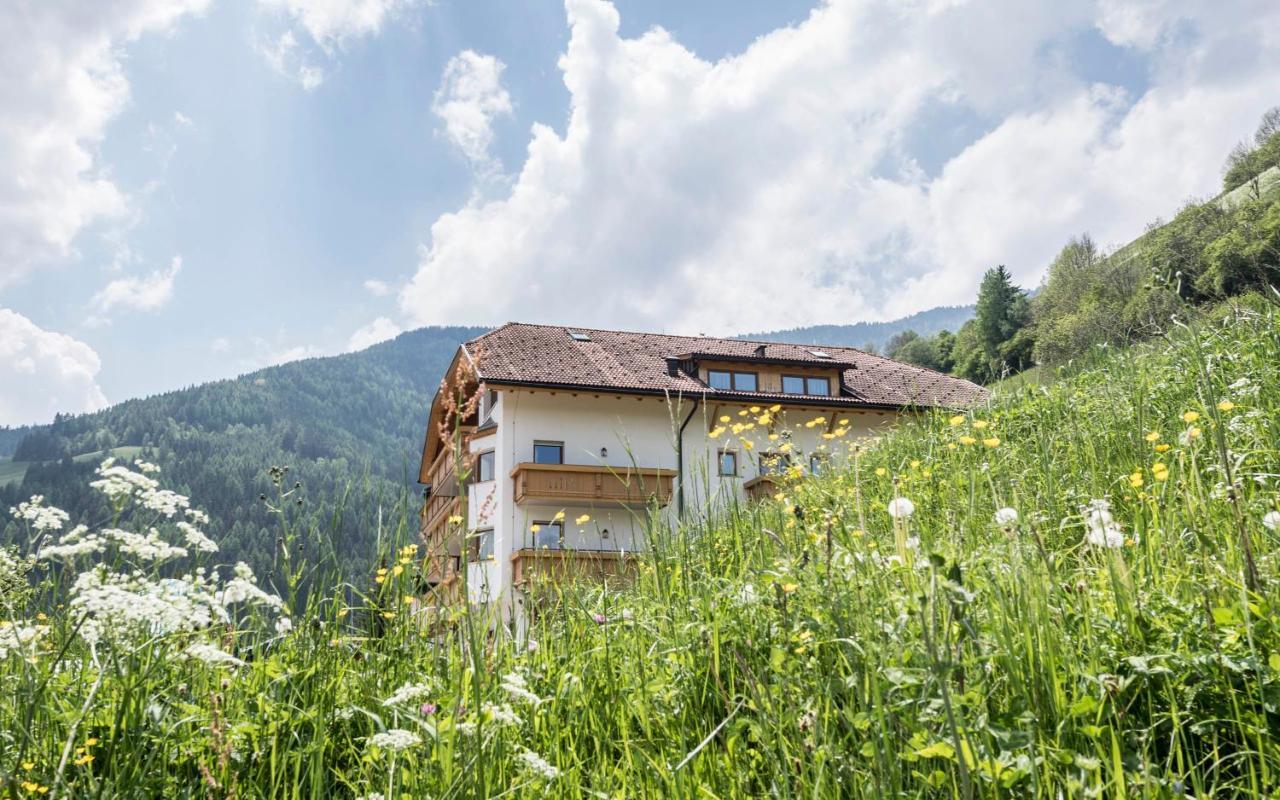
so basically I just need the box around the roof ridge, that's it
[483,320,887,356]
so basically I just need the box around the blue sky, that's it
[2,0,1278,426]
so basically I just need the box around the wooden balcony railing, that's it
[510,463,676,506]
[423,427,475,498]
[511,548,636,587]
[743,475,779,503]
[421,495,462,556]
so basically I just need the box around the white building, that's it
[417,323,985,621]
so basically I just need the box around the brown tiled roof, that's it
[464,323,988,409]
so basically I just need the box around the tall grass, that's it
[3,298,1280,798]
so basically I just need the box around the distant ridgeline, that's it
[0,326,485,582]
[744,305,976,353]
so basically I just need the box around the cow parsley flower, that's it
[501,672,542,706]
[368,729,421,752]
[185,643,245,667]
[515,747,561,780]
[886,497,915,519]
[382,681,433,707]
[0,621,47,661]
[994,507,1019,527]
[483,702,521,727]
[10,495,70,532]
[177,521,218,553]
[1262,511,1280,531]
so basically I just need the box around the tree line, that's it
[885,106,1280,382]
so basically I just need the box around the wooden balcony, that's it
[743,475,779,503]
[422,428,475,499]
[421,495,462,555]
[510,463,676,506]
[511,548,635,587]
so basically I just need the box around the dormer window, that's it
[707,369,758,392]
[783,375,831,396]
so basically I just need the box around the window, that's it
[782,374,832,396]
[532,521,563,549]
[533,441,563,464]
[567,329,592,341]
[476,450,495,482]
[759,452,791,476]
[718,450,738,476]
[483,389,498,420]
[708,369,758,392]
[808,349,832,359]
[806,377,831,396]
[473,528,494,559]
[809,454,828,475]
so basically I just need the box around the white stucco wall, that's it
[456,387,900,615]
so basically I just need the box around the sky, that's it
[2,0,1279,428]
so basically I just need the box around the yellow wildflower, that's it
[1217,400,1235,412]
[392,564,403,577]
[781,582,798,594]
[1144,431,1160,442]
[553,510,565,521]
[983,437,1000,448]
[1188,426,1202,439]
[447,515,463,525]
[575,514,591,524]
[959,435,977,446]
[719,415,730,423]
[742,439,755,450]
[1182,411,1200,423]
[750,406,761,413]
[1155,443,1171,453]
[531,524,541,532]
[972,420,989,430]
[770,404,781,412]
[1129,472,1144,488]
[875,467,887,477]
[948,414,965,426]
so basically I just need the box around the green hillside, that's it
[746,304,975,352]
[5,296,1278,797]
[0,326,484,579]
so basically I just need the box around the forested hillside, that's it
[0,326,483,580]
[747,304,974,353]
[883,106,1280,381]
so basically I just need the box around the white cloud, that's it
[432,50,514,168]
[89,256,182,316]
[255,0,422,88]
[0,0,209,290]
[0,309,109,426]
[210,337,231,354]
[346,316,402,351]
[400,0,1280,334]
[363,278,392,296]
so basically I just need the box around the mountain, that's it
[743,304,975,352]
[1,305,976,579]
[1,325,484,580]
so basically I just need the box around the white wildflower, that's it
[515,747,561,780]
[483,702,521,727]
[736,583,758,604]
[177,521,218,553]
[501,672,542,706]
[455,721,477,737]
[382,681,433,707]
[368,729,421,752]
[185,643,245,667]
[886,497,915,519]
[1083,500,1124,549]
[0,621,47,661]
[103,528,187,562]
[185,508,210,525]
[90,460,160,500]
[138,488,191,518]
[356,794,385,800]
[134,459,161,474]
[1260,510,1280,531]
[37,525,105,561]
[10,495,70,532]
[275,617,293,635]
[994,507,1019,527]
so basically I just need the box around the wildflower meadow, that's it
[3,298,1280,797]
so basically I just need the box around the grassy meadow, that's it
[4,298,1280,798]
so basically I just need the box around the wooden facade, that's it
[743,475,779,503]
[510,548,635,587]
[510,462,676,506]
